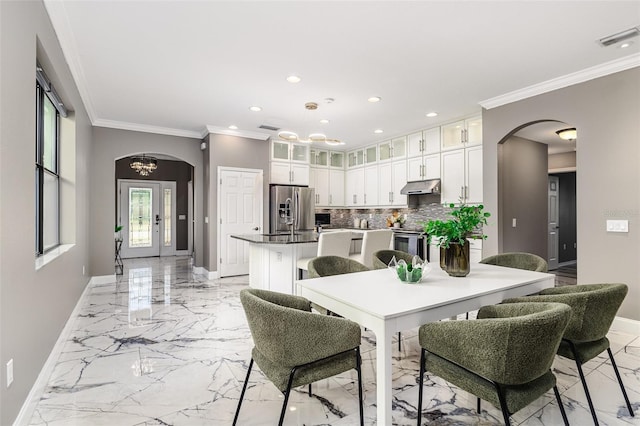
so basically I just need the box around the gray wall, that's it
[549,151,576,170]
[115,158,193,250]
[204,134,270,271]
[0,1,92,423]
[499,136,548,258]
[91,128,204,275]
[483,67,640,321]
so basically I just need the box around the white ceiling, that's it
[44,1,640,150]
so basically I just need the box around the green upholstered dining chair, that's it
[503,283,633,425]
[417,302,572,426]
[307,255,370,315]
[372,249,421,270]
[480,252,548,272]
[234,288,364,426]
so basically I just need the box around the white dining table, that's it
[296,263,555,425]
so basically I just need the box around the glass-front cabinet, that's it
[365,145,377,164]
[310,148,329,166]
[347,148,365,168]
[441,116,482,150]
[379,136,406,162]
[329,151,344,168]
[271,140,310,163]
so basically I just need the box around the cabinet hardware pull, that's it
[461,186,465,199]
[329,194,332,204]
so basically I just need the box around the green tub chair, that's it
[372,249,421,270]
[417,302,572,426]
[307,256,369,316]
[480,252,549,272]
[234,288,364,426]
[504,283,634,425]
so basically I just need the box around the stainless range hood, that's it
[400,179,441,195]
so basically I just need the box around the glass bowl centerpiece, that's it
[388,256,431,283]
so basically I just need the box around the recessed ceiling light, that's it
[374,129,384,134]
[620,42,633,48]
[426,112,438,118]
[249,106,262,112]
[286,75,301,83]
[368,96,381,103]
[319,119,329,124]
[324,98,335,104]
[228,125,238,130]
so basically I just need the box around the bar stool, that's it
[349,229,393,268]
[296,231,353,279]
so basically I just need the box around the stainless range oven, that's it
[392,229,429,262]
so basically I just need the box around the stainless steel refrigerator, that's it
[269,185,316,233]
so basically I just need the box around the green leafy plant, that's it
[422,203,491,248]
[115,225,123,233]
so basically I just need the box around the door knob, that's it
[155,214,161,224]
[253,227,259,231]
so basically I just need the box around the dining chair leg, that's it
[398,332,402,351]
[553,385,570,426]
[232,358,253,426]
[308,383,312,397]
[356,347,364,426]
[607,347,634,416]
[477,397,481,414]
[494,384,512,426]
[568,341,599,426]
[417,349,426,426]
[279,366,298,426]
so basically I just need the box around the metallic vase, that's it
[440,240,470,277]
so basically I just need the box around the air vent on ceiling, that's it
[599,27,640,47]
[258,124,280,131]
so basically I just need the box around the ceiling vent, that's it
[258,124,280,131]
[599,27,640,47]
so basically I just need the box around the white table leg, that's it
[375,321,393,425]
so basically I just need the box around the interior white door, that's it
[219,169,263,277]
[548,176,560,270]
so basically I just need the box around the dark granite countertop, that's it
[231,229,367,245]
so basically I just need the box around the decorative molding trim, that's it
[13,278,92,426]
[208,270,220,280]
[611,316,640,336]
[42,0,97,123]
[204,125,271,141]
[548,167,577,174]
[89,274,117,285]
[94,119,203,139]
[480,53,640,109]
[192,266,219,280]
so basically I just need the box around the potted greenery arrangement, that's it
[115,225,123,242]
[386,212,406,228]
[422,203,490,277]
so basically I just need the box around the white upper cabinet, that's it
[329,169,345,206]
[310,148,329,167]
[379,160,407,206]
[409,129,439,158]
[364,165,379,206]
[407,127,441,180]
[329,151,344,168]
[346,168,365,206]
[441,145,482,204]
[379,136,407,162]
[347,148,365,168]
[441,116,482,151]
[271,140,310,163]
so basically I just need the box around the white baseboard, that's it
[192,266,219,280]
[611,316,640,336]
[13,279,93,426]
[89,274,116,285]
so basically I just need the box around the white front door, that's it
[119,180,176,259]
[548,176,559,270]
[219,168,263,277]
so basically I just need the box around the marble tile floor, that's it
[25,256,639,425]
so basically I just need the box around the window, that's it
[35,78,60,254]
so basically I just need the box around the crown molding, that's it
[94,119,203,139]
[204,125,271,141]
[43,0,98,123]
[480,53,640,110]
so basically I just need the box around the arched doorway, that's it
[115,153,195,259]
[496,120,577,281]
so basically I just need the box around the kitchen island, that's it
[231,230,364,294]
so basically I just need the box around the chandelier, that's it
[278,102,345,146]
[129,155,158,176]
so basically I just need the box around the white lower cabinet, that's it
[441,146,482,204]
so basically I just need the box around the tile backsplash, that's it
[317,202,454,231]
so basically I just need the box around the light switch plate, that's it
[606,220,629,233]
[512,218,517,228]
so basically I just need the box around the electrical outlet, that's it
[512,218,517,228]
[563,244,566,250]
[6,359,13,387]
